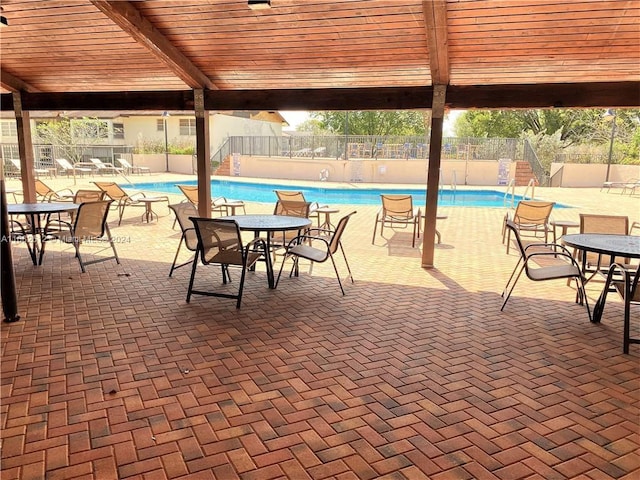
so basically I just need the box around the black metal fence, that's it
[217,135,523,162]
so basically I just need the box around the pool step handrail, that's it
[503,178,516,208]
[522,178,536,200]
[451,170,457,191]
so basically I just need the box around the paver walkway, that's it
[2,174,639,479]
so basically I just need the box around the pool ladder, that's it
[504,178,536,208]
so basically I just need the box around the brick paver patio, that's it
[1,174,639,479]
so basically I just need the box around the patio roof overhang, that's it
[0,0,639,288]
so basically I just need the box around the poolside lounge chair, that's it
[8,158,50,177]
[39,200,120,272]
[186,217,266,309]
[503,200,554,254]
[501,220,591,320]
[168,202,199,277]
[601,177,638,193]
[34,179,74,202]
[89,158,124,175]
[55,158,93,177]
[372,194,422,248]
[622,179,640,195]
[177,184,246,216]
[276,211,356,295]
[115,157,151,175]
[93,181,146,225]
[595,262,640,354]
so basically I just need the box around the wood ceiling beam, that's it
[0,70,39,93]
[90,1,215,90]
[2,82,638,112]
[422,0,449,85]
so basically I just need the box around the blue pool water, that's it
[132,179,554,207]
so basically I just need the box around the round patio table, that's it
[219,214,312,288]
[562,233,640,323]
[7,202,79,265]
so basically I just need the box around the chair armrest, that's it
[284,234,330,250]
[128,192,146,201]
[524,242,572,256]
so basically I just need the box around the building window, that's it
[1,121,17,137]
[113,123,124,139]
[157,119,164,132]
[179,119,196,136]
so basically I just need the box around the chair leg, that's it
[371,215,379,244]
[236,263,248,309]
[105,225,120,265]
[169,237,185,277]
[575,275,592,321]
[329,253,346,295]
[500,264,525,311]
[186,252,199,302]
[339,243,354,284]
[74,239,86,273]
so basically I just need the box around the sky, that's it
[281,110,464,136]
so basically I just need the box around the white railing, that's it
[522,178,536,200]
[503,178,516,208]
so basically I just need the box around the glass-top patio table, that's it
[7,202,79,265]
[219,214,312,289]
[562,233,640,323]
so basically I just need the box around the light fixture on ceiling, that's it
[248,0,271,10]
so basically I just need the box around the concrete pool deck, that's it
[2,172,639,479]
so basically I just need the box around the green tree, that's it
[311,111,427,136]
[36,116,109,164]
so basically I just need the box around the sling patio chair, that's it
[55,158,93,177]
[115,157,151,175]
[93,181,147,225]
[276,211,357,295]
[274,190,325,223]
[177,184,246,216]
[501,220,591,320]
[577,214,630,281]
[186,217,266,309]
[594,262,640,354]
[168,202,199,277]
[271,199,311,256]
[372,194,422,247]
[502,200,555,254]
[34,179,74,202]
[39,200,120,272]
[89,158,124,175]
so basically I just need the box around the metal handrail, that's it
[503,178,516,208]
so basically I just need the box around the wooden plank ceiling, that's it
[0,0,638,108]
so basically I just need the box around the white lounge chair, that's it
[7,158,50,177]
[55,158,93,177]
[115,157,151,175]
[89,158,124,175]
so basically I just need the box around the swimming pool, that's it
[132,179,547,207]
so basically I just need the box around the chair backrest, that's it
[90,158,107,168]
[116,158,132,169]
[504,219,529,261]
[580,214,629,235]
[275,190,306,203]
[512,201,554,226]
[73,200,113,240]
[169,203,199,251]
[34,179,54,198]
[190,217,244,266]
[580,214,630,267]
[273,200,310,218]
[55,158,73,170]
[74,189,105,203]
[93,182,127,200]
[178,185,199,205]
[8,159,22,172]
[328,211,356,254]
[381,194,414,219]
